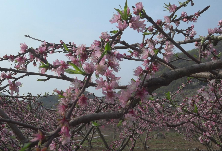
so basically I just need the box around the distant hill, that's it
[154,41,222,99]
[37,95,59,109]
[37,91,95,109]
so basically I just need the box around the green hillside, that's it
[154,41,222,98]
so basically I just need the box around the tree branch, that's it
[144,59,222,93]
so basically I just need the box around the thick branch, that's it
[0,118,39,131]
[70,112,123,127]
[144,59,222,93]
[0,108,28,144]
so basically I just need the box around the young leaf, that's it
[114,8,123,17]
[39,62,49,68]
[123,0,128,20]
[92,121,99,127]
[165,92,171,100]
[193,104,198,114]
[63,43,70,52]
[154,49,159,55]
[59,95,65,98]
[143,32,152,36]
[110,30,119,34]
[117,120,123,127]
[101,42,111,59]
[68,63,86,74]
[19,143,31,151]
[65,68,85,74]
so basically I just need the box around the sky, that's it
[0,0,221,97]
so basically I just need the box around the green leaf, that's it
[143,32,152,36]
[39,62,49,68]
[128,50,133,53]
[69,63,83,72]
[101,42,111,58]
[193,104,198,114]
[63,43,70,52]
[92,121,99,127]
[123,0,128,20]
[114,8,123,17]
[67,63,86,75]
[154,49,159,55]
[59,95,65,98]
[165,92,171,100]
[19,143,31,151]
[65,68,85,75]
[110,30,119,34]
[117,120,123,127]
[131,78,136,82]
[114,0,128,21]
[148,97,155,101]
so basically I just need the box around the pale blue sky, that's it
[0,0,221,96]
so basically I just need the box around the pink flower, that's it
[60,125,71,145]
[96,64,108,75]
[114,51,123,61]
[78,95,88,106]
[152,65,158,72]
[40,68,47,74]
[156,19,162,26]
[61,126,70,137]
[136,88,149,101]
[60,135,71,145]
[8,80,22,95]
[108,60,119,72]
[57,103,67,115]
[103,90,116,103]
[163,51,173,62]
[104,69,117,80]
[89,40,101,51]
[95,77,105,90]
[129,16,146,33]
[208,28,217,35]
[164,41,174,52]
[72,77,83,89]
[164,16,171,23]
[190,29,197,38]
[31,130,44,142]
[181,11,187,18]
[37,46,46,54]
[119,90,131,107]
[218,20,222,26]
[75,44,86,55]
[1,72,7,79]
[99,32,110,41]
[49,141,56,150]
[110,13,121,24]
[52,60,69,76]
[15,56,26,65]
[147,26,153,32]
[20,43,28,53]
[168,4,177,13]
[134,66,143,76]
[133,2,143,15]
[116,20,128,31]
[83,62,95,74]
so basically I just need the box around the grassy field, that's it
[74,127,219,151]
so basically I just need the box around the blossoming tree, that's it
[0,0,222,150]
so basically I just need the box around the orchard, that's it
[0,0,222,150]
